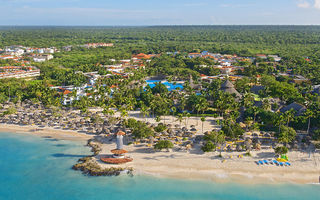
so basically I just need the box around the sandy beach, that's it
[95,141,320,184]
[1,114,320,185]
[0,124,93,141]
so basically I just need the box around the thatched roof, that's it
[115,131,126,136]
[250,85,265,95]
[111,149,128,154]
[220,80,242,98]
[221,80,234,89]
[280,102,306,116]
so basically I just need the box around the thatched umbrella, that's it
[264,133,271,138]
[245,138,252,152]
[252,133,259,137]
[236,144,243,152]
[204,131,210,135]
[190,128,197,133]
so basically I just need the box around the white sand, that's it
[96,141,320,184]
[2,112,320,185]
[0,124,92,141]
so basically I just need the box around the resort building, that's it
[83,43,114,48]
[220,80,242,99]
[0,66,40,79]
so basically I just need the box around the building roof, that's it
[111,149,128,154]
[220,80,242,98]
[116,131,126,136]
[63,90,72,95]
[250,85,265,95]
[221,80,235,89]
[280,102,306,116]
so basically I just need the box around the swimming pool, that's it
[146,80,184,91]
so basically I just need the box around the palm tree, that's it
[216,131,226,157]
[252,106,259,123]
[120,107,128,119]
[176,113,183,128]
[141,105,150,122]
[155,116,161,123]
[304,109,314,135]
[186,113,191,127]
[195,98,209,125]
[283,109,295,126]
[262,98,271,111]
[183,111,188,126]
[171,106,176,122]
[201,117,206,134]
[242,93,254,109]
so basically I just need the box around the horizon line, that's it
[1,24,320,27]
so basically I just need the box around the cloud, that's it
[315,0,320,9]
[297,0,320,9]
[297,0,311,8]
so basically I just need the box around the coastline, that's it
[94,137,320,185]
[0,124,93,141]
[1,123,320,185]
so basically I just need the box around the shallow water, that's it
[0,132,319,200]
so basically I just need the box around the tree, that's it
[275,146,288,156]
[304,109,314,135]
[201,117,206,134]
[141,105,150,122]
[245,138,252,154]
[201,141,216,152]
[171,106,177,122]
[176,113,183,128]
[278,125,296,145]
[186,113,191,127]
[283,109,295,126]
[216,131,226,157]
[312,129,320,141]
[154,140,174,150]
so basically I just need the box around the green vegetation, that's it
[0,26,319,147]
[201,141,216,152]
[274,146,289,156]
[154,140,174,150]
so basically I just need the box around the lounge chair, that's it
[258,160,264,165]
[285,162,291,166]
[279,162,284,166]
[273,160,279,166]
[263,160,269,165]
[255,161,260,165]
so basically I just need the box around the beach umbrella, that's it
[252,133,259,137]
[190,128,197,132]
[204,131,210,135]
[264,133,271,138]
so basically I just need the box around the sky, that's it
[0,0,320,25]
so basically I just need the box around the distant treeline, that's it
[1,26,320,57]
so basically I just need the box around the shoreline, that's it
[1,124,320,185]
[94,136,320,185]
[0,123,93,141]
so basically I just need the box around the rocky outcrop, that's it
[72,156,133,176]
[87,140,102,155]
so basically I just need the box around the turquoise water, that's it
[0,132,319,200]
[146,80,184,91]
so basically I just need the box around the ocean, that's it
[0,131,319,200]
